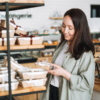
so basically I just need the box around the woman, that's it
[39,8,95,100]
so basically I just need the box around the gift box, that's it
[0,0,44,3]
[17,68,48,80]
[17,37,43,45]
[15,27,27,35]
[1,19,27,35]
[0,38,16,46]
[17,77,47,88]
[0,80,19,91]
[0,30,15,38]
[1,20,16,30]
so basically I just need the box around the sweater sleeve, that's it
[69,52,95,92]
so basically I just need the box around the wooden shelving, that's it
[0,86,46,96]
[0,44,44,51]
[0,2,44,11]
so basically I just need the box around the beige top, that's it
[50,43,68,87]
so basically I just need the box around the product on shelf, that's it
[16,77,47,88]
[93,39,99,42]
[52,40,58,45]
[1,19,16,30]
[0,0,44,3]
[43,41,48,45]
[17,37,44,45]
[43,41,52,45]
[43,40,58,45]
[95,45,100,52]
[0,38,16,46]
[40,49,54,57]
[0,70,16,84]
[55,28,60,34]
[43,30,48,34]
[0,30,15,38]
[17,68,48,80]
[4,56,27,71]
[0,80,19,91]
[15,27,27,35]
[0,19,27,35]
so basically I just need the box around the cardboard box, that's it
[0,81,19,91]
[0,71,16,83]
[17,78,47,88]
[35,62,52,71]
[17,37,43,45]
[32,37,44,44]
[0,30,15,38]
[17,37,30,45]
[1,20,16,30]
[0,38,16,46]
[0,20,27,35]
[15,27,27,35]
[17,68,48,80]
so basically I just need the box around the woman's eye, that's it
[69,28,72,30]
[62,25,66,28]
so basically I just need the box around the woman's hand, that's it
[48,63,65,76]
[48,63,71,81]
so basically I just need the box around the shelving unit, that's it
[0,45,44,52]
[0,1,45,100]
[0,86,46,97]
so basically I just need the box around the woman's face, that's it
[62,15,75,41]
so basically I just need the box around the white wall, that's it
[0,0,100,33]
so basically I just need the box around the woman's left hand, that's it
[48,63,65,76]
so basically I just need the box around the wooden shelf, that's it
[0,85,46,96]
[49,17,63,20]
[93,41,100,43]
[44,44,58,46]
[0,44,44,51]
[0,2,44,11]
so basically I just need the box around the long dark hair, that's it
[58,8,95,60]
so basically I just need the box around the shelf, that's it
[0,45,44,52]
[93,41,100,43]
[0,2,44,11]
[0,86,46,97]
[44,44,58,49]
[49,17,63,20]
[35,33,61,36]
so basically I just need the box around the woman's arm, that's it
[69,52,95,92]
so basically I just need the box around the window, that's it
[91,5,100,18]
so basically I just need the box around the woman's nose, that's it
[64,27,68,34]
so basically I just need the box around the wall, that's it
[0,0,100,33]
